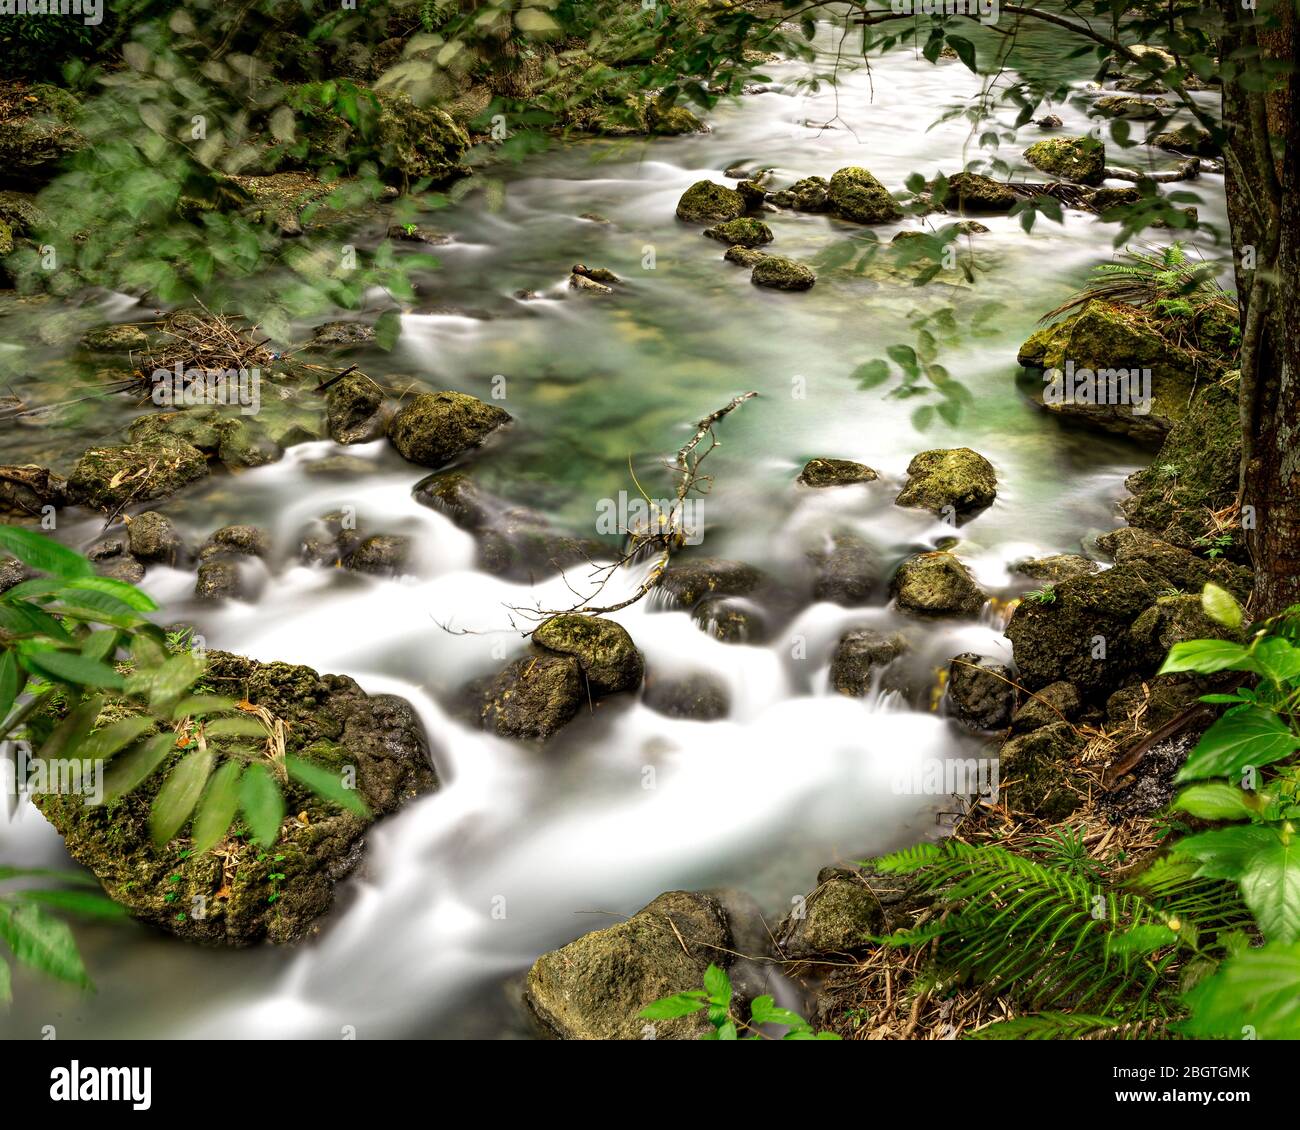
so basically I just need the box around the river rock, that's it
[127,511,185,566]
[0,464,66,516]
[326,371,389,444]
[642,671,730,720]
[1130,593,1246,658]
[693,596,767,644]
[1023,136,1105,184]
[1151,122,1220,156]
[525,890,734,1040]
[533,614,644,696]
[1096,526,1252,601]
[658,557,764,609]
[942,171,1017,212]
[895,448,997,518]
[1011,680,1081,734]
[1094,94,1170,119]
[1013,554,1099,582]
[798,457,877,488]
[1037,114,1064,128]
[569,272,613,294]
[827,167,902,223]
[829,629,908,696]
[0,83,84,183]
[374,92,469,184]
[309,321,376,349]
[946,653,1016,730]
[344,534,412,576]
[703,217,773,247]
[675,179,747,223]
[80,323,148,353]
[778,876,885,958]
[751,256,815,290]
[810,532,877,606]
[724,245,768,267]
[67,436,209,511]
[998,722,1086,820]
[388,391,510,468]
[892,552,987,617]
[32,651,436,945]
[86,534,145,584]
[128,409,282,470]
[767,176,827,212]
[479,654,585,741]
[200,525,270,560]
[194,557,248,601]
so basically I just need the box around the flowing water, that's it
[1,18,1227,1038]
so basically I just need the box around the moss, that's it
[129,409,281,470]
[723,245,768,267]
[827,166,902,223]
[478,653,584,741]
[0,218,12,258]
[533,614,644,696]
[675,179,746,223]
[778,878,884,958]
[892,552,987,617]
[895,447,997,516]
[645,103,706,135]
[0,83,84,176]
[999,722,1086,820]
[1016,322,1068,368]
[1023,136,1105,185]
[769,175,831,212]
[374,92,470,184]
[942,171,1016,212]
[67,436,209,511]
[798,457,878,488]
[703,216,773,247]
[750,255,816,290]
[387,390,511,468]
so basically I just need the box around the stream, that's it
[1,16,1226,1039]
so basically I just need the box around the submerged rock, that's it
[751,255,815,291]
[830,629,908,696]
[194,557,248,601]
[895,448,997,518]
[200,525,270,560]
[810,532,877,606]
[1151,122,1220,156]
[658,557,764,610]
[533,614,644,696]
[892,552,987,617]
[798,457,877,488]
[569,272,613,295]
[326,371,389,445]
[525,890,734,1040]
[692,596,767,644]
[388,391,510,468]
[344,534,412,576]
[479,654,585,741]
[86,534,145,584]
[67,436,209,511]
[703,217,773,247]
[1023,136,1106,184]
[642,671,730,720]
[827,166,902,223]
[946,653,1016,730]
[32,651,436,945]
[675,179,747,223]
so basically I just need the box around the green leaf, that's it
[286,755,370,818]
[190,759,242,855]
[702,962,731,1008]
[639,992,708,1019]
[80,629,120,663]
[0,903,89,987]
[0,527,92,580]
[36,696,103,762]
[101,733,176,803]
[239,762,285,847]
[1200,583,1242,630]
[945,34,976,72]
[853,359,891,389]
[149,748,215,846]
[203,716,270,739]
[0,649,20,726]
[61,576,157,613]
[1249,638,1300,686]
[0,956,9,1004]
[1159,638,1252,675]
[12,889,126,918]
[0,602,73,642]
[750,994,810,1029]
[1235,828,1300,942]
[1181,941,1300,1039]
[1176,707,1300,782]
[1173,782,1260,822]
[81,716,157,760]
[24,650,124,690]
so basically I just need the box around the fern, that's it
[1043,243,1235,323]
[970,1012,1166,1040]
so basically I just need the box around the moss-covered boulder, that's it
[658,557,763,610]
[777,876,885,958]
[478,654,585,741]
[32,652,435,945]
[375,92,470,184]
[525,890,734,1039]
[1096,526,1252,601]
[326,370,389,445]
[810,532,877,607]
[1023,136,1105,184]
[1088,186,1143,212]
[998,722,1086,820]
[642,671,730,720]
[675,179,746,223]
[1013,554,1100,582]
[645,103,707,135]
[827,166,902,223]
[388,391,510,468]
[892,552,987,617]
[199,524,270,561]
[947,653,1016,730]
[798,457,877,488]
[769,175,831,212]
[309,320,375,349]
[67,436,209,511]
[533,614,644,696]
[1011,680,1081,734]
[942,171,1017,212]
[0,190,45,236]
[830,629,907,696]
[0,83,84,182]
[344,534,412,576]
[751,255,815,290]
[80,324,148,353]
[1130,593,1246,662]
[703,217,773,247]
[128,409,283,470]
[1094,94,1170,120]
[724,245,769,267]
[1151,122,1220,156]
[895,447,996,518]
[127,511,185,566]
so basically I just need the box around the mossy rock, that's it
[1096,526,1252,601]
[942,172,1016,212]
[478,653,584,741]
[798,457,877,488]
[0,83,84,181]
[1088,186,1143,212]
[1094,94,1171,120]
[810,532,877,607]
[1013,554,1099,582]
[326,370,389,444]
[895,447,997,517]
[344,534,412,576]
[80,324,148,353]
[724,245,768,267]
[0,463,65,515]
[675,179,746,223]
[658,557,763,609]
[830,629,907,696]
[32,651,436,945]
[642,671,730,720]
[387,390,510,468]
[1151,122,1220,157]
[751,255,815,291]
[0,190,46,236]
[769,175,831,212]
[375,92,470,185]
[127,511,185,566]
[1011,681,1081,733]
[827,166,902,223]
[525,890,733,1040]
[892,552,987,617]
[129,409,281,470]
[999,722,1086,820]
[1023,136,1106,185]
[1130,593,1246,658]
[947,653,1016,730]
[67,436,209,511]
[0,218,12,258]
[703,217,773,248]
[777,877,885,958]
[533,614,644,696]
[645,103,706,135]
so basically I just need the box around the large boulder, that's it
[946,653,1016,730]
[675,180,746,223]
[67,436,209,511]
[892,552,987,617]
[525,890,734,1040]
[478,654,585,741]
[1013,554,1099,582]
[388,391,510,468]
[827,167,902,223]
[1023,136,1106,184]
[895,448,997,518]
[32,652,435,945]
[374,92,470,184]
[533,615,644,696]
[1096,526,1252,601]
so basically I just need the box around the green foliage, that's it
[640,964,840,1041]
[1024,585,1057,605]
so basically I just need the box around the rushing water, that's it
[1,18,1228,1038]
